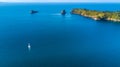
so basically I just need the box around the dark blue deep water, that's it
[0,3,120,67]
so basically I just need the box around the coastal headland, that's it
[71,8,120,22]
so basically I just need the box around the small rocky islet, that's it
[61,10,66,15]
[71,8,120,22]
[30,10,39,14]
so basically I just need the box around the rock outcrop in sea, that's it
[61,10,66,15]
[30,10,39,14]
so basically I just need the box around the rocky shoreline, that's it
[71,8,120,22]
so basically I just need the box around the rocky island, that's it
[71,8,120,22]
[30,10,38,14]
[61,10,66,15]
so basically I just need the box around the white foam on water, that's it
[50,13,61,16]
[65,14,72,18]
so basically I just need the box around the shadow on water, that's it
[96,20,120,24]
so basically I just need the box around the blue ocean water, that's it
[0,3,120,67]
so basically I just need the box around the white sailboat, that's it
[28,43,31,51]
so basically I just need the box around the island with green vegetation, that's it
[71,8,120,22]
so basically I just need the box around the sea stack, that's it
[61,10,66,15]
[30,10,38,14]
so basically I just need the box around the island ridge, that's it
[71,8,120,22]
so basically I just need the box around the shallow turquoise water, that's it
[0,3,120,67]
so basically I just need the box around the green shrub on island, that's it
[71,8,120,22]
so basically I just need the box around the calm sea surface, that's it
[0,3,120,67]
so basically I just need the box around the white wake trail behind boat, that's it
[50,13,61,15]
